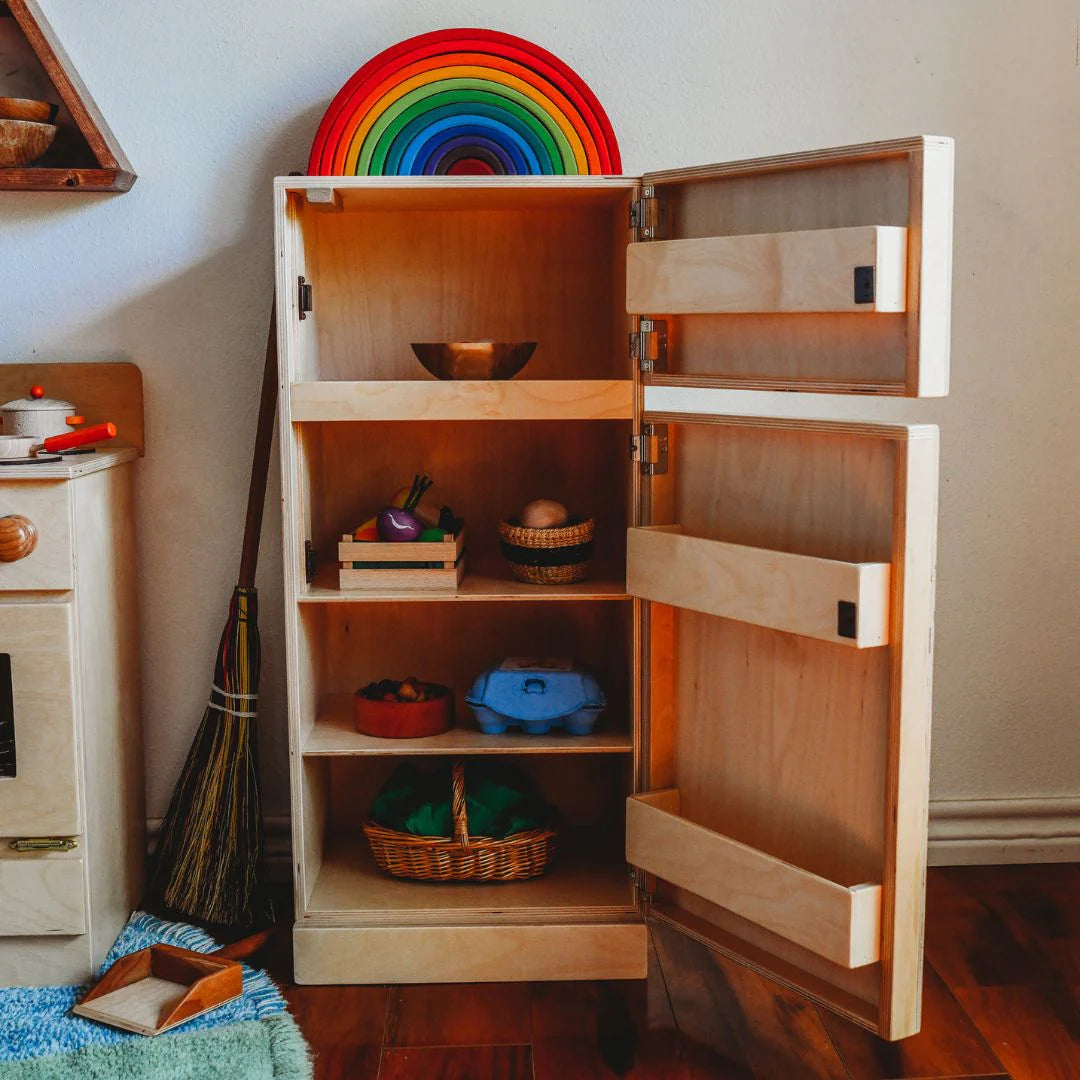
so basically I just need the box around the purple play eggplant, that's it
[377,507,422,542]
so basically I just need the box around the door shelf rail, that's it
[626,791,881,969]
[626,525,890,648]
[626,225,908,315]
[289,380,634,422]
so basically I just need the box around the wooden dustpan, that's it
[72,929,271,1036]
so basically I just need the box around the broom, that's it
[145,307,279,929]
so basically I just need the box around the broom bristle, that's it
[146,587,270,929]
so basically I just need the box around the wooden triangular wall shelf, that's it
[0,0,134,191]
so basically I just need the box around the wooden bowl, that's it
[0,97,59,123]
[0,119,57,168]
[354,683,454,738]
[411,341,537,380]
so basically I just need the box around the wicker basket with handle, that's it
[363,760,557,882]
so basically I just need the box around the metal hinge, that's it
[9,837,78,852]
[304,540,317,584]
[633,869,655,910]
[630,318,667,373]
[297,275,313,320]
[629,422,668,475]
[629,185,666,240]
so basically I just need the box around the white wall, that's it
[2,1,1077,855]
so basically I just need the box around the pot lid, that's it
[2,385,75,411]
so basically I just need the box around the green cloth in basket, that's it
[370,762,553,839]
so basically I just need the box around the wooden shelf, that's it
[626,226,907,314]
[644,374,906,396]
[303,695,632,757]
[289,380,633,422]
[0,1,135,192]
[626,791,881,969]
[301,562,629,603]
[626,525,890,648]
[305,828,635,924]
[294,178,634,213]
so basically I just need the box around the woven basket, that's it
[363,761,557,882]
[498,517,595,585]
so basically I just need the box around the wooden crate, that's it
[338,528,465,591]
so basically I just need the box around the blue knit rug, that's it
[0,912,311,1079]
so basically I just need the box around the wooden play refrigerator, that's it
[0,364,144,985]
[274,135,953,1040]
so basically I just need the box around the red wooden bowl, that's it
[353,684,453,738]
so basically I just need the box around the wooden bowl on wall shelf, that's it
[0,119,58,168]
[0,98,59,124]
[411,340,537,380]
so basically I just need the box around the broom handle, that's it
[213,926,275,961]
[237,303,279,590]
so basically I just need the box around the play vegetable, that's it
[519,498,569,529]
[377,506,422,541]
[360,677,438,703]
[353,474,435,542]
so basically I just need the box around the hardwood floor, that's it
[271,865,1080,1079]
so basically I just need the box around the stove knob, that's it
[0,515,38,562]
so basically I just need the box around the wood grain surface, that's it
[267,865,1077,1079]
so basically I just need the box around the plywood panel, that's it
[638,137,951,395]
[636,414,936,1037]
[304,564,628,603]
[0,856,86,935]
[306,203,626,382]
[0,363,144,454]
[308,601,633,740]
[653,312,908,394]
[305,420,631,572]
[627,525,890,647]
[628,791,880,968]
[650,152,911,237]
[879,429,940,1038]
[305,829,634,924]
[304,695,632,756]
[291,380,633,422]
[0,934,92,986]
[905,139,954,396]
[294,922,647,984]
[0,481,73,591]
[315,179,634,212]
[661,416,897,561]
[325,755,628,841]
[0,602,79,835]
[655,418,896,887]
[626,227,907,314]
[72,464,145,972]
[672,610,890,885]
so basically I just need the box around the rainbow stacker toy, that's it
[308,28,621,176]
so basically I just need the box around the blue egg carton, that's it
[466,658,606,737]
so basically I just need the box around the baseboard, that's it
[149,803,1079,878]
[146,815,293,882]
[928,797,1080,865]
